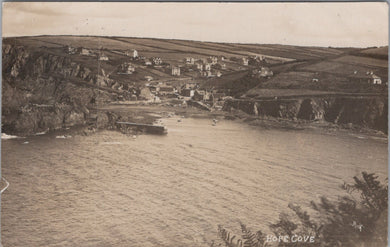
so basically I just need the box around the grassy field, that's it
[333,55,388,68]
[359,46,388,56]
[230,43,345,60]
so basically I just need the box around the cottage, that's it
[66,46,77,55]
[186,57,195,64]
[184,82,197,90]
[152,57,163,65]
[127,64,135,74]
[216,71,222,77]
[172,66,181,76]
[145,60,152,66]
[99,53,109,61]
[205,64,211,71]
[370,74,382,84]
[259,67,273,77]
[118,63,135,74]
[133,49,138,58]
[242,57,249,66]
[81,48,93,56]
[196,63,203,71]
[201,71,212,77]
[210,56,218,65]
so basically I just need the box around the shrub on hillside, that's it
[271,172,387,247]
[215,172,388,247]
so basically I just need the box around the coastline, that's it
[3,102,386,143]
[102,102,388,141]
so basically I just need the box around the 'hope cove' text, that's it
[266,235,315,243]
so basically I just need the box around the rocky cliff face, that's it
[224,96,388,133]
[2,43,124,136]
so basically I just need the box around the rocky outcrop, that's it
[2,43,127,136]
[224,96,388,133]
[4,45,90,81]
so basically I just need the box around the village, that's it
[63,43,386,112]
[63,44,284,108]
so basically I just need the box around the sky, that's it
[2,2,389,47]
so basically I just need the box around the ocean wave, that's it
[1,133,23,140]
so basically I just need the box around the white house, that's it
[67,46,77,55]
[371,74,382,85]
[242,57,249,66]
[99,53,109,61]
[210,56,218,65]
[172,66,181,76]
[81,48,93,56]
[186,57,195,64]
[201,71,212,77]
[259,67,273,77]
[127,64,135,74]
[153,57,163,65]
[133,49,139,58]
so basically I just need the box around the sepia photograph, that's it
[1,2,388,247]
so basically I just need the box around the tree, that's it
[270,172,388,247]
[215,172,388,247]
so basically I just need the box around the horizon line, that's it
[3,34,388,49]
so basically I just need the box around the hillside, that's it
[245,46,388,97]
[2,35,388,135]
[5,36,387,92]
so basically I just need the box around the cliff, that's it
[2,43,125,136]
[223,96,388,133]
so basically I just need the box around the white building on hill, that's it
[242,57,249,66]
[99,53,109,61]
[133,49,138,58]
[172,66,181,76]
